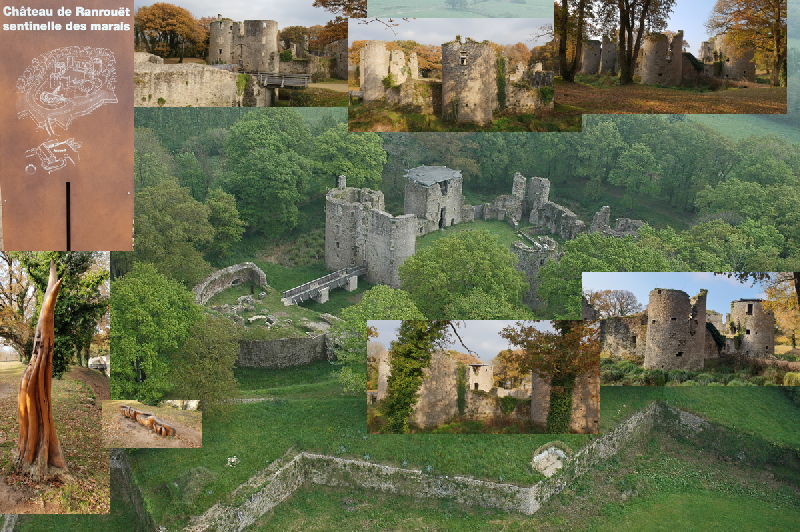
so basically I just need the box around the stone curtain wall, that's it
[441,40,497,125]
[600,315,648,359]
[528,370,600,434]
[411,350,460,428]
[134,64,266,107]
[385,80,441,115]
[193,262,268,304]
[237,334,327,368]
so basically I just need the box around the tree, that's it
[0,252,37,361]
[705,0,787,86]
[203,188,245,259]
[134,3,197,58]
[399,230,528,318]
[16,252,109,378]
[170,315,240,418]
[492,348,527,388]
[556,0,592,82]
[329,285,424,393]
[500,321,601,433]
[280,26,310,50]
[111,264,202,404]
[313,0,366,17]
[598,0,677,84]
[367,340,387,389]
[134,127,175,192]
[583,289,643,317]
[131,178,215,286]
[760,273,800,346]
[312,123,386,192]
[15,262,68,481]
[444,288,535,319]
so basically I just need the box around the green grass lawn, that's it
[416,219,530,253]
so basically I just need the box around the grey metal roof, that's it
[405,165,462,185]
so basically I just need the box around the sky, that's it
[134,1,333,28]
[349,18,553,47]
[588,1,721,56]
[368,320,556,364]
[582,272,767,316]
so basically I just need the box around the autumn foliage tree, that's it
[134,3,201,59]
[15,262,68,481]
[583,289,643,317]
[500,321,600,433]
[705,0,787,86]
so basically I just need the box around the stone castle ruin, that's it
[596,290,776,369]
[372,349,599,433]
[698,34,755,82]
[134,15,346,107]
[358,38,554,125]
[324,167,645,309]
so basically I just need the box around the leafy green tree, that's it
[399,230,528,318]
[134,127,174,191]
[537,232,685,319]
[203,188,245,258]
[608,143,660,212]
[330,285,424,393]
[132,178,214,286]
[15,252,108,378]
[312,123,386,192]
[170,315,240,418]
[444,289,535,319]
[175,152,209,201]
[111,264,202,404]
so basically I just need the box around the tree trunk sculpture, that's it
[15,261,68,481]
[119,404,177,437]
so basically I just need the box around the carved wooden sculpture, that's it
[15,261,68,481]
[119,404,177,437]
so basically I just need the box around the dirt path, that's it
[102,400,203,448]
[308,82,349,92]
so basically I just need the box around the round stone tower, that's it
[599,41,617,74]
[441,39,497,125]
[241,20,279,72]
[644,288,704,370]
[580,40,601,74]
[716,34,755,81]
[641,32,682,86]
[208,18,236,65]
[729,299,775,357]
[360,40,390,102]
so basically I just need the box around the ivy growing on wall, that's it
[456,363,467,416]
[546,373,576,433]
[496,54,507,110]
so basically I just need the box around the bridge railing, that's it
[247,72,311,88]
[281,265,367,300]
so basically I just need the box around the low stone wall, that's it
[134,64,267,107]
[134,52,163,64]
[237,334,327,369]
[385,80,438,114]
[506,84,551,111]
[193,262,268,305]
[112,450,157,532]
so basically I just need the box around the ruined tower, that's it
[644,288,706,370]
[599,41,617,75]
[715,34,755,81]
[325,180,416,288]
[360,41,390,102]
[511,236,560,311]
[580,40,602,74]
[729,299,775,357]
[441,38,497,125]
[640,31,683,86]
[208,19,279,72]
[403,166,464,235]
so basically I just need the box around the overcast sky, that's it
[134,1,333,28]
[582,272,767,316]
[349,18,553,47]
[369,320,556,364]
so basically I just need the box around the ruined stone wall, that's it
[528,370,599,434]
[364,211,417,288]
[529,71,554,88]
[411,350,460,428]
[512,238,559,311]
[441,40,497,125]
[134,64,265,107]
[360,41,390,102]
[530,201,585,240]
[385,80,440,114]
[689,290,707,363]
[377,346,390,401]
[388,49,408,84]
[524,176,551,217]
[134,52,163,64]
[403,175,464,234]
[330,39,349,79]
[237,334,327,368]
[706,313,724,330]
[644,288,704,370]
[600,314,648,359]
[506,84,550,111]
[599,41,616,74]
[730,299,775,357]
[193,262,268,305]
[208,20,279,72]
[716,34,755,81]
[580,40,602,74]
[582,297,598,320]
[640,32,682,86]
[699,41,715,63]
[324,186,385,272]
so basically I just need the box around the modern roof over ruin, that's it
[404,165,462,185]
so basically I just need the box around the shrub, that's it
[667,369,690,383]
[311,71,327,82]
[499,395,518,415]
[695,373,716,385]
[727,378,755,386]
[680,380,699,386]
[644,369,667,386]
[279,49,293,62]
[539,86,554,104]
[783,372,800,386]
[616,360,641,374]
[750,375,767,386]
[382,73,395,89]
